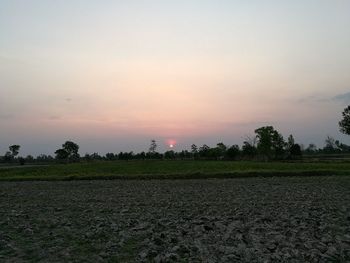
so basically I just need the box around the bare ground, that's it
[1,176,350,262]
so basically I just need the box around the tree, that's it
[3,151,13,163]
[9,145,20,157]
[89,152,102,161]
[62,141,80,160]
[18,157,25,165]
[216,142,227,159]
[305,143,317,154]
[36,154,54,163]
[290,144,302,158]
[191,144,198,159]
[286,135,295,151]
[285,134,302,159]
[323,136,339,154]
[164,150,176,159]
[339,105,350,135]
[226,145,240,159]
[242,141,257,158]
[55,141,80,162]
[55,148,69,161]
[25,155,34,163]
[149,140,157,154]
[255,126,285,160]
[105,153,116,161]
[273,132,286,158]
[198,144,210,158]
[335,140,350,153]
[135,151,146,160]
[191,144,198,153]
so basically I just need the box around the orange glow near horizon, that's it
[166,139,177,149]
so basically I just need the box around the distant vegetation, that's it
[1,160,350,181]
[1,105,350,165]
[339,105,350,136]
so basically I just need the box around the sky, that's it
[1,0,350,156]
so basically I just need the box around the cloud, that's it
[332,92,350,104]
[296,91,350,105]
[295,94,320,104]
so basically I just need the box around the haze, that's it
[1,0,350,156]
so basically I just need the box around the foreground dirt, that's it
[1,176,350,262]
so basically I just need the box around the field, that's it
[1,176,350,262]
[1,160,350,181]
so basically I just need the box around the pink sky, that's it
[1,1,350,155]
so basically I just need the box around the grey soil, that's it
[1,176,350,262]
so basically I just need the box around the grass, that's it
[0,160,350,181]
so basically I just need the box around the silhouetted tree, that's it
[255,126,285,160]
[216,142,227,159]
[9,145,20,158]
[135,151,146,160]
[286,135,295,151]
[18,157,25,165]
[25,155,34,163]
[62,141,80,161]
[191,144,198,153]
[55,141,80,162]
[164,150,176,159]
[198,144,210,158]
[149,140,157,153]
[36,154,54,163]
[242,141,257,158]
[289,144,302,159]
[178,150,191,160]
[335,140,350,152]
[285,135,302,159]
[323,136,340,154]
[118,151,134,160]
[55,149,69,161]
[191,144,198,159]
[3,151,12,163]
[88,152,102,161]
[105,153,116,161]
[304,143,317,154]
[339,105,350,135]
[83,153,92,162]
[226,145,240,160]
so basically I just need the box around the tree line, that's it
[1,105,350,164]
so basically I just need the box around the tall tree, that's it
[191,144,198,159]
[323,136,339,153]
[255,126,285,160]
[191,144,198,154]
[149,139,157,154]
[9,145,20,157]
[242,141,257,158]
[339,105,350,135]
[216,142,227,158]
[286,134,302,159]
[55,149,69,161]
[287,135,295,150]
[62,141,79,158]
[198,144,210,158]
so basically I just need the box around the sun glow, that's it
[167,139,177,149]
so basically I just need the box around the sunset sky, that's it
[1,0,350,156]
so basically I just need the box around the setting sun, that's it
[167,139,177,149]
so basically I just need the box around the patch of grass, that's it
[0,160,350,181]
